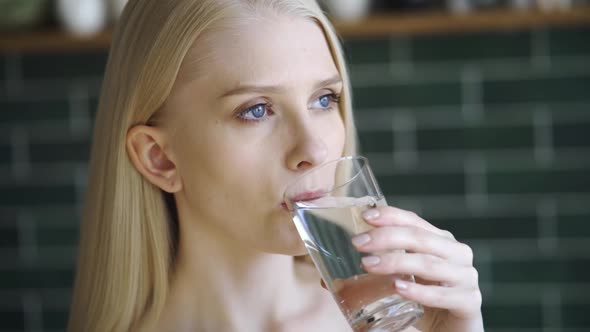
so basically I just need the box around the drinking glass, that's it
[284,156,424,332]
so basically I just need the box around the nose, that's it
[285,121,328,172]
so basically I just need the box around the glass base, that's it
[351,296,424,332]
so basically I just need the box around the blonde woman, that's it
[68,0,484,331]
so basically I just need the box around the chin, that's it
[270,236,308,256]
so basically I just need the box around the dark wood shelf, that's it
[1,6,590,53]
[334,6,590,37]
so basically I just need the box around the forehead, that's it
[177,14,339,89]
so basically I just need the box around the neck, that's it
[165,214,306,331]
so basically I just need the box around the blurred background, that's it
[0,0,589,331]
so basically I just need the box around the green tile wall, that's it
[0,24,588,331]
[348,25,590,332]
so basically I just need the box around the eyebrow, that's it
[220,75,343,98]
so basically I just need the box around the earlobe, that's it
[126,125,182,193]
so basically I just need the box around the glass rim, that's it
[283,155,370,203]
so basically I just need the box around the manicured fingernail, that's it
[362,256,380,266]
[352,233,371,246]
[362,209,380,221]
[395,279,409,290]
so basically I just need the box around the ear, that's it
[126,125,182,193]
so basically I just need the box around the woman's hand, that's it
[351,206,484,332]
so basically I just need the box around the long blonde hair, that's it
[68,0,357,330]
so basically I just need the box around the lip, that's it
[281,190,325,211]
[290,190,325,202]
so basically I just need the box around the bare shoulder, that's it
[292,259,352,331]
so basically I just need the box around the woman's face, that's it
[164,14,345,255]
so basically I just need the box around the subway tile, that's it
[0,309,25,330]
[562,304,590,326]
[0,268,74,290]
[0,223,18,249]
[416,126,534,151]
[354,81,462,109]
[21,51,108,79]
[378,172,464,196]
[390,81,461,108]
[31,207,80,227]
[43,309,69,330]
[29,142,90,163]
[487,169,590,194]
[482,304,542,328]
[343,38,390,65]
[0,185,77,206]
[413,31,532,63]
[89,98,99,119]
[549,27,590,57]
[353,86,392,109]
[0,100,70,125]
[0,144,10,163]
[557,214,590,238]
[483,75,590,104]
[430,216,538,240]
[553,123,590,148]
[37,227,79,247]
[0,54,6,80]
[492,258,590,283]
[358,131,393,153]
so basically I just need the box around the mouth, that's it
[281,190,326,211]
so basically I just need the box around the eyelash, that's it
[235,93,341,124]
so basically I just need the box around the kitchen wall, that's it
[1,25,589,331]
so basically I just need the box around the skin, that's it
[126,11,483,332]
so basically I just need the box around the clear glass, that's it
[284,156,424,332]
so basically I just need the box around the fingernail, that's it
[362,256,380,266]
[395,279,409,290]
[362,209,380,221]
[352,233,371,246]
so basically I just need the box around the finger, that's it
[394,279,483,319]
[361,252,479,288]
[352,225,473,266]
[362,206,454,240]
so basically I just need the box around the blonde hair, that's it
[68,0,357,331]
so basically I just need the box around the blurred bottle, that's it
[321,0,371,21]
[537,0,573,10]
[110,0,127,21]
[373,0,446,12]
[56,0,107,36]
[510,0,535,10]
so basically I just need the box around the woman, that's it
[68,0,484,331]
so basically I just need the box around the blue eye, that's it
[319,95,330,108]
[237,103,271,122]
[311,93,340,110]
[249,104,266,118]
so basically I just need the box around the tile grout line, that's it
[391,110,418,170]
[18,211,37,266]
[4,52,23,95]
[388,35,413,78]
[464,153,488,213]
[542,287,562,332]
[74,164,88,218]
[537,197,558,256]
[350,55,590,87]
[461,64,484,125]
[532,28,551,71]
[68,84,91,138]
[22,290,44,332]
[533,105,555,168]
[10,126,31,181]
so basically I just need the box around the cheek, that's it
[329,113,347,157]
